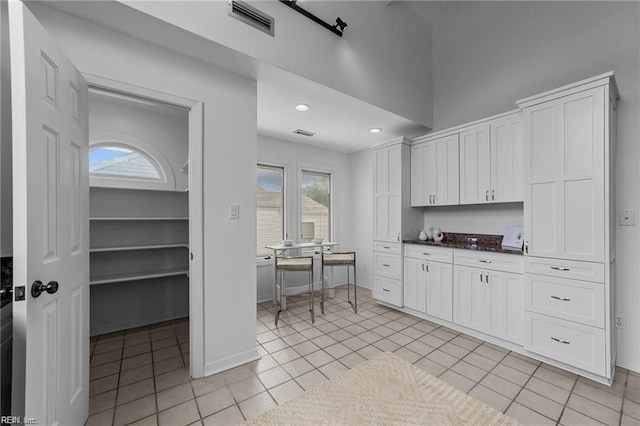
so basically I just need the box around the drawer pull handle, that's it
[382,288,390,292]
[422,253,431,256]
[382,264,391,267]
[383,246,391,249]
[550,337,570,345]
[551,295,571,302]
[550,266,570,271]
[479,259,492,264]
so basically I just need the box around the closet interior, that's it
[88,88,190,336]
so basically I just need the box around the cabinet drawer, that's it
[524,312,606,376]
[525,274,605,328]
[525,257,604,283]
[404,244,453,263]
[373,275,402,307]
[455,250,524,274]
[374,242,402,255]
[374,252,402,279]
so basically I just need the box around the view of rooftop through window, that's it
[89,146,162,180]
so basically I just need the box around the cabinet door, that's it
[460,124,491,205]
[426,261,453,321]
[485,270,523,344]
[423,141,437,205]
[411,144,425,207]
[524,86,605,262]
[373,145,402,242]
[404,257,426,313]
[434,135,460,205]
[491,114,524,203]
[453,266,485,331]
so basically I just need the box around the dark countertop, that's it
[404,232,523,256]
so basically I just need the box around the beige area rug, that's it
[247,353,520,425]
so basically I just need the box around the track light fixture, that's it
[279,0,347,37]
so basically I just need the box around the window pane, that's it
[300,171,330,243]
[89,146,161,180]
[257,165,284,256]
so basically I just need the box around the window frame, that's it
[298,167,333,247]
[256,163,286,258]
[89,131,176,190]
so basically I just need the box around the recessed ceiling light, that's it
[369,128,383,134]
[295,103,310,112]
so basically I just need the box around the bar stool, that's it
[321,252,356,314]
[275,256,314,326]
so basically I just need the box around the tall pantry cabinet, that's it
[518,73,618,381]
[372,138,423,306]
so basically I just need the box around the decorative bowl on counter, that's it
[312,238,324,244]
[282,239,295,247]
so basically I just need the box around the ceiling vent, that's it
[293,129,316,137]
[228,0,275,36]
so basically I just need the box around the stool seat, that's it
[275,255,314,326]
[277,257,313,271]
[321,251,357,314]
[322,253,355,266]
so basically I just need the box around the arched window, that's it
[90,145,163,180]
[89,133,176,190]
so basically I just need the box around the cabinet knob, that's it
[551,295,571,302]
[485,190,489,201]
[491,189,495,201]
[550,266,570,272]
[550,337,570,345]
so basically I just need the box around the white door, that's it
[459,124,490,205]
[10,2,89,424]
[423,141,436,205]
[485,270,523,344]
[433,135,459,206]
[426,261,453,321]
[403,257,426,313]
[453,266,485,330]
[491,114,523,203]
[410,144,425,206]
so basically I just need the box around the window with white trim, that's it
[256,165,285,257]
[300,171,331,243]
[89,145,164,180]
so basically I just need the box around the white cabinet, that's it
[411,134,459,206]
[454,265,523,344]
[403,245,453,321]
[521,86,607,262]
[459,113,523,205]
[372,138,424,307]
[518,72,618,380]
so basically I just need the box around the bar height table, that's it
[265,242,339,310]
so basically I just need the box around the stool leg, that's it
[347,267,350,306]
[310,270,315,324]
[275,270,282,326]
[352,264,357,313]
[321,261,325,314]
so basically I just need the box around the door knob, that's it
[31,280,59,298]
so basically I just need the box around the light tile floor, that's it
[87,287,640,425]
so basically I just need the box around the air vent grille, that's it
[228,0,275,36]
[293,129,316,137]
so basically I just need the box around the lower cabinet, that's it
[373,274,402,307]
[453,266,523,344]
[403,251,453,321]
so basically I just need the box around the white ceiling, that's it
[257,64,430,153]
[42,1,433,154]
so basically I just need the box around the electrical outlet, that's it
[619,210,636,226]
[616,314,627,329]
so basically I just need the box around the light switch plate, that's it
[228,203,240,220]
[619,209,636,226]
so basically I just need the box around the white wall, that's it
[348,148,373,289]
[424,203,524,236]
[0,0,12,257]
[89,92,189,191]
[256,135,354,301]
[433,1,640,371]
[29,3,259,376]
[123,0,434,127]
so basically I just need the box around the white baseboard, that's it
[203,347,260,377]
[616,355,640,374]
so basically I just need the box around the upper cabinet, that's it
[519,79,615,263]
[411,134,459,206]
[373,138,423,243]
[459,112,524,205]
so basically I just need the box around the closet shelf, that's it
[90,267,189,285]
[90,216,189,221]
[90,243,189,253]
